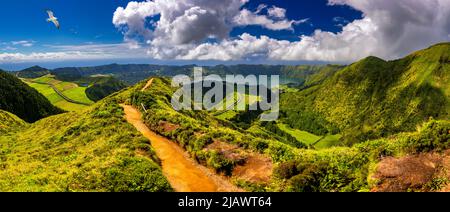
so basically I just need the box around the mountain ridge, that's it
[281,42,450,143]
[0,70,63,122]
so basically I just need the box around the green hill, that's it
[0,110,27,134]
[0,97,172,191]
[0,70,63,122]
[86,77,127,102]
[16,66,51,79]
[280,43,450,144]
[122,76,449,192]
[24,75,94,112]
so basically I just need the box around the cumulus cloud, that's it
[325,0,450,60]
[234,8,306,31]
[114,0,450,62]
[113,0,305,45]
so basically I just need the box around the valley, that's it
[0,43,449,192]
[23,75,93,111]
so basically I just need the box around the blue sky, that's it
[0,0,360,47]
[0,0,448,70]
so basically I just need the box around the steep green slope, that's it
[281,65,344,87]
[124,78,301,174]
[281,43,450,143]
[122,77,450,192]
[86,77,127,102]
[0,70,63,122]
[0,98,172,192]
[273,119,450,192]
[16,66,50,79]
[0,110,27,134]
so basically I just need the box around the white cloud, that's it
[1,46,18,51]
[233,8,305,31]
[325,0,450,60]
[255,4,268,14]
[267,6,287,19]
[0,43,147,64]
[113,0,305,46]
[11,40,35,47]
[114,0,450,62]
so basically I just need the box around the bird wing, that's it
[46,10,54,19]
[52,19,60,29]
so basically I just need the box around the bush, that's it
[273,161,300,179]
[407,120,450,153]
[103,157,172,192]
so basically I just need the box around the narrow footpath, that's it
[122,104,242,192]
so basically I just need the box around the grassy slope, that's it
[0,98,172,192]
[0,71,63,123]
[0,110,27,134]
[24,75,94,111]
[272,119,450,192]
[85,77,127,102]
[125,77,449,192]
[35,75,94,105]
[214,92,259,121]
[277,123,341,149]
[128,78,298,170]
[281,43,450,143]
[26,82,88,111]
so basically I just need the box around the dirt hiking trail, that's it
[122,104,241,192]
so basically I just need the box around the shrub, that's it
[103,157,172,192]
[407,120,450,153]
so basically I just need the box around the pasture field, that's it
[24,76,92,111]
[277,122,341,149]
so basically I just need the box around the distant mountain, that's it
[281,43,450,144]
[16,66,51,79]
[51,64,195,83]
[49,64,341,85]
[0,70,63,122]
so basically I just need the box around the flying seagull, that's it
[46,10,60,29]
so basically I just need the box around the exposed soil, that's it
[372,150,450,192]
[232,154,273,183]
[159,121,180,133]
[141,78,154,92]
[205,140,273,183]
[122,104,242,192]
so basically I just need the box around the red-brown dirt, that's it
[372,150,450,192]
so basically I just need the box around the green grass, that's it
[26,82,62,103]
[35,75,94,104]
[26,82,89,112]
[24,75,94,111]
[215,110,239,120]
[214,92,260,121]
[0,110,27,134]
[277,123,341,149]
[62,87,94,105]
[32,75,54,84]
[0,99,172,192]
[280,43,450,144]
[273,119,450,192]
[278,123,320,144]
[314,134,342,149]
